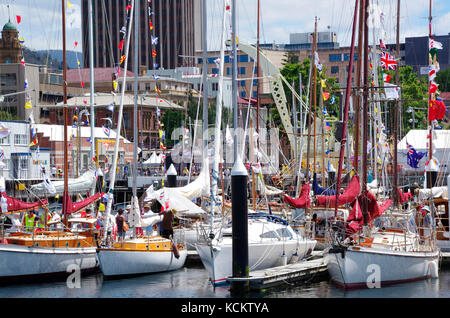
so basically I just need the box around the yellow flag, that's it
[25,101,32,109]
[67,0,73,8]
[320,79,326,88]
[113,80,118,91]
[98,203,105,212]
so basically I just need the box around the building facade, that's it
[405,34,450,74]
[0,20,22,64]
[81,0,202,71]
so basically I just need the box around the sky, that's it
[1,0,450,53]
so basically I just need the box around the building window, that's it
[253,91,257,98]
[226,67,230,75]
[239,54,249,63]
[331,66,339,74]
[240,91,246,98]
[212,68,219,74]
[14,134,27,146]
[344,53,358,61]
[0,73,17,87]
[208,57,217,64]
[329,54,342,62]
[0,135,10,145]
[212,83,218,91]
[239,67,246,75]
[224,55,230,63]
[19,158,28,170]
[239,80,246,87]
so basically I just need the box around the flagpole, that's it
[392,0,400,207]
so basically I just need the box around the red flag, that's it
[429,99,446,121]
[152,50,157,57]
[149,21,153,30]
[74,41,78,47]
[118,40,124,50]
[126,5,132,11]
[81,81,85,88]
[16,15,21,24]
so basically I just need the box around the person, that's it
[160,209,174,239]
[115,209,126,240]
[24,211,36,232]
[51,166,57,178]
[123,164,129,178]
[420,205,432,239]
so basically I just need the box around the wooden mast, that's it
[312,18,318,177]
[361,0,370,225]
[353,0,365,176]
[62,0,69,224]
[306,17,318,183]
[334,0,359,218]
[393,0,401,207]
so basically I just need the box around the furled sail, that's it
[30,169,97,197]
[283,183,311,208]
[315,176,361,207]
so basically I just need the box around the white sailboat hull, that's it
[325,246,440,289]
[97,248,187,277]
[0,244,98,279]
[196,238,316,285]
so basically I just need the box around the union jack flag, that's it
[380,51,397,70]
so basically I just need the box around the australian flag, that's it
[407,142,426,168]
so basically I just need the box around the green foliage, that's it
[0,110,20,121]
[435,68,450,92]
[161,109,185,147]
[383,66,428,132]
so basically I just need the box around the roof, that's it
[398,129,450,150]
[34,123,132,143]
[2,20,16,31]
[61,92,184,110]
[439,92,450,101]
[66,67,134,83]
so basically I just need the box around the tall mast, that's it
[312,18,318,176]
[132,0,139,206]
[62,0,69,219]
[353,0,365,176]
[212,0,227,200]
[256,0,260,144]
[102,0,135,243]
[305,17,318,182]
[334,0,359,218]
[88,0,95,177]
[361,0,370,225]
[393,0,401,207]
[201,0,209,212]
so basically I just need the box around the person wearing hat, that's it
[420,205,432,239]
[115,209,127,240]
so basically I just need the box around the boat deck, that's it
[226,252,328,291]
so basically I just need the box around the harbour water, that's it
[0,262,449,299]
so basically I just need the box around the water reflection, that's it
[0,265,448,298]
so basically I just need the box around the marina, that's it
[1,0,450,306]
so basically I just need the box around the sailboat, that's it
[195,0,316,286]
[95,0,187,277]
[324,0,439,289]
[0,0,101,280]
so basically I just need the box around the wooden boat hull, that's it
[0,243,98,279]
[97,247,187,277]
[325,246,440,289]
[196,238,316,286]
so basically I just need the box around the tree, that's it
[435,68,450,92]
[0,111,20,121]
[161,109,185,147]
[382,66,428,133]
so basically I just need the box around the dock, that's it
[227,253,328,291]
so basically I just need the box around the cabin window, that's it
[260,231,278,239]
[276,228,293,239]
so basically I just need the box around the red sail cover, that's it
[66,192,103,214]
[396,188,413,203]
[316,176,361,208]
[283,183,310,208]
[2,192,48,212]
